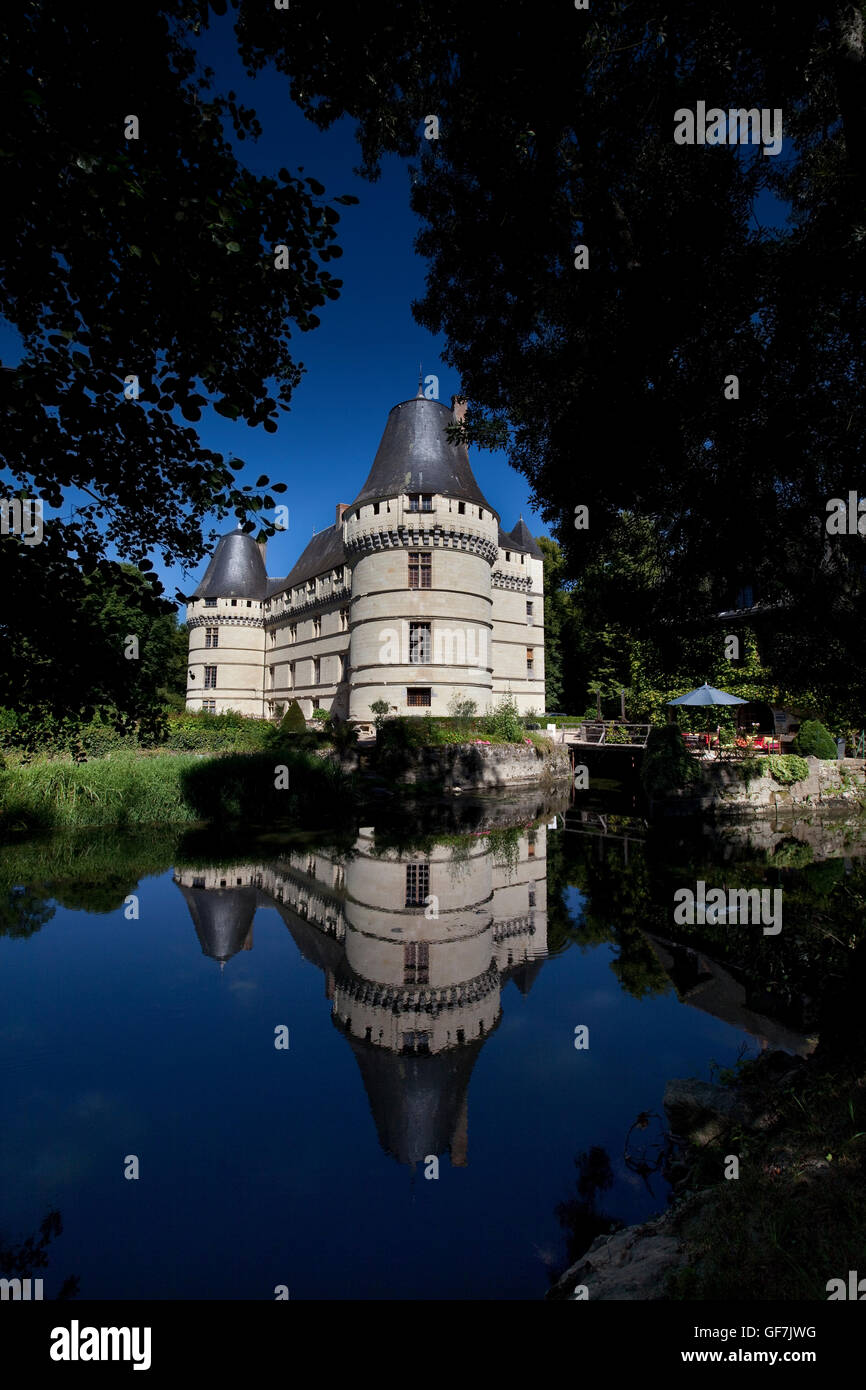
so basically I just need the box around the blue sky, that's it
[0,15,541,614]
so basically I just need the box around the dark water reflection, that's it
[2,792,865,1299]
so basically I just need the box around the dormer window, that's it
[408,494,432,513]
[505,551,511,562]
[458,501,466,515]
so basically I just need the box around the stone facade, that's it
[186,390,545,721]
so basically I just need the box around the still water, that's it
[1,793,862,1299]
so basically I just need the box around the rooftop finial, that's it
[417,364,424,398]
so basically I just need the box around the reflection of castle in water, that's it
[174,826,548,1165]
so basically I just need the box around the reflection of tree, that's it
[0,886,55,938]
[552,1145,625,1279]
[549,834,670,997]
[623,1110,669,1197]
[0,1209,78,1299]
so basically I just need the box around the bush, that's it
[312,707,331,724]
[164,711,272,753]
[762,753,810,786]
[481,694,524,743]
[793,719,837,760]
[369,699,391,732]
[280,700,307,734]
[641,724,702,798]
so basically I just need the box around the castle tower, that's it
[344,392,499,722]
[185,530,267,716]
[185,386,546,721]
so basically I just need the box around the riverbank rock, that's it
[663,1077,759,1143]
[547,1199,709,1300]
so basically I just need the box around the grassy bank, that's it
[669,1051,866,1300]
[0,747,355,833]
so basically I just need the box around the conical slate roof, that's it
[351,395,496,515]
[193,530,268,600]
[506,517,542,558]
[176,882,258,964]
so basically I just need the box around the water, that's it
[2,794,864,1299]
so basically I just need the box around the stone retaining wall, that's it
[386,742,572,790]
[657,756,866,819]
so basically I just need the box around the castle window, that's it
[269,630,276,645]
[288,662,294,689]
[408,552,431,589]
[408,493,432,513]
[341,654,348,681]
[403,939,429,982]
[405,867,430,910]
[505,551,511,562]
[335,566,344,584]
[526,647,534,673]
[230,599,237,607]
[205,626,219,648]
[204,666,217,689]
[526,600,534,623]
[193,877,206,888]
[340,608,349,632]
[407,687,431,708]
[313,657,321,684]
[202,700,216,714]
[527,831,536,858]
[458,501,465,515]
[204,598,217,608]
[373,502,380,515]
[313,616,321,638]
[289,623,297,642]
[479,509,484,520]
[529,887,536,908]
[409,623,431,663]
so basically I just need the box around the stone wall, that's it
[656,756,866,819]
[385,741,572,790]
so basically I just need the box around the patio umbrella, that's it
[666,684,748,754]
[666,684,748,707]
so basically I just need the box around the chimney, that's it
[336,503,349,526]
[256,537,267,567]
[451,395,467,424]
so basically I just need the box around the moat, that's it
[2,788,865,1300]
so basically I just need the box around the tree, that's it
[0,556,194,740]
[231,0,866,708]
[0,2,356,590]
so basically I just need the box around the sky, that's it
[0,14,542,614]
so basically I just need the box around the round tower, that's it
[345,392,499,722]
[185,530,268,717]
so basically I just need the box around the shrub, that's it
[762,753,810,786]
[641,724,702,798]
[793,719,837,760]
[312,707,331,724]
[370,699,391,732]
[481,694,524,743]
[280,700,307,734]
[448,694,478,722]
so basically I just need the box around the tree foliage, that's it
[232,0,866,706]
[0,2,356,582]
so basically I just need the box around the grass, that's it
[668,1056,866,1300]
[0,746,356,832]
